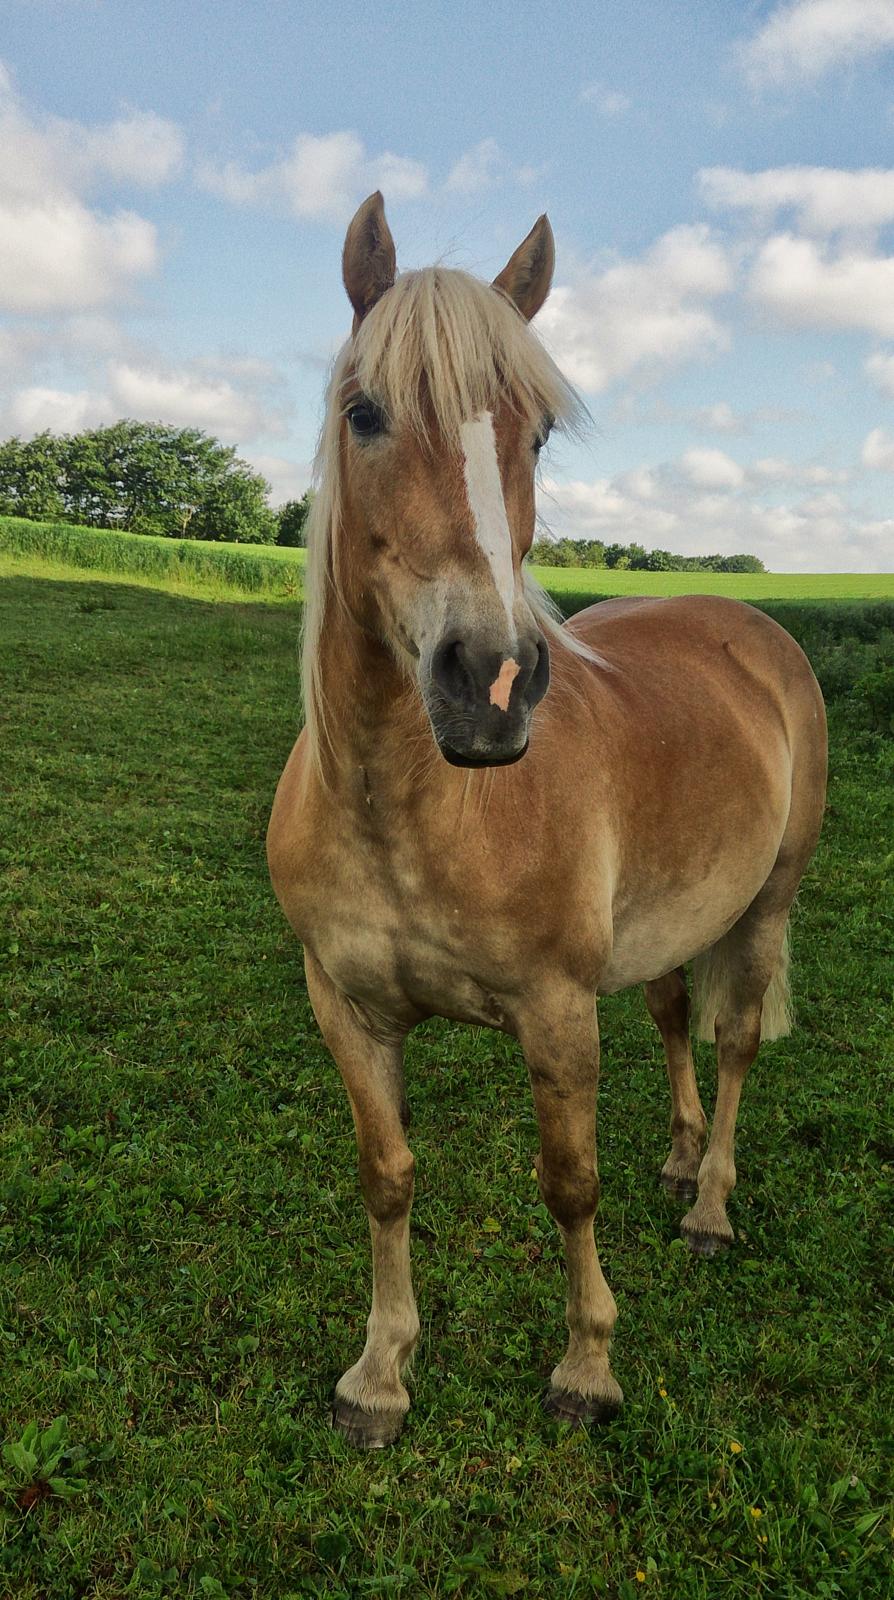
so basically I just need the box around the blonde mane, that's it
[302,265,601,768]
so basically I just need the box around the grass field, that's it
[3,514,894,605]
[536,566,894,602]
[1,561,893,1598]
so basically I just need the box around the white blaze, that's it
[459,411,516,628]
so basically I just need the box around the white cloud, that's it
[247,453,313,505]
[444,139,543,194]
[681,447,746,490]
[541,462,891,571]
[693,401,744,433]
[0,199,158,313]
[7,385,109,435]
[862,426,894,468]
[865,349,894,395]
[749,234,894,335]
[536,226,732,394]
[740,0,894,89]
[606,395,801,435]
[0,67,183,196]
[0,62,168,312]
[58,109,185,189]
[751,457,847,485]
[0,324,53,380]
[700,164,894,236]
[579,83,631,117]
[1,346,289,446]
[198,130,427,223]
[540,473,679,545]
[445,139,504,194]
[106,359,284,442]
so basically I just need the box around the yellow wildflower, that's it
[658,1387,668,1398]
[729,1440,743,1454]
[750,1507,763,1519]
[635,1572,646,1584]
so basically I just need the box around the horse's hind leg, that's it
[304,951,419,1448]
[680,905,790,1257]
[517,985,623,1426]
[644,968,707,1202]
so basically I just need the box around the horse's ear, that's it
[493,214,555,321]
[343,191,397,327]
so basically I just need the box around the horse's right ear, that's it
[343,191,397,328]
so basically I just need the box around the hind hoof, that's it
[542,1386,621,1428]
[660,1172,698,1203]
[331,1398,406,1449]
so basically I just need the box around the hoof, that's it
[660,1172,698,1204]
[331,1397,406,1449]
[680,1223,732,1258]
[542,1386,621,1428]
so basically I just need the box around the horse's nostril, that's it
[530,635,550,703]
[431,638,474,710]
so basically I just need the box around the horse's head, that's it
[311,192,581,769]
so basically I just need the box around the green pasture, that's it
[1,556,893,1598]
[537,565,894,602]
[3,514,894,605]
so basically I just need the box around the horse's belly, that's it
[599,907,744,993]
[600,849,778,993]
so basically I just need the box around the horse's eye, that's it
[347,402,386,439]
[533,415,554,454]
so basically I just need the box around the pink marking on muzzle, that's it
[488,657,520,712]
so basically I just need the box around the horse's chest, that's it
[283,830,506,1028]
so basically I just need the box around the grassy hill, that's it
[2,514,892,604]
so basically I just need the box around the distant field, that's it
[2,515,892,604]
[536,566,894,602]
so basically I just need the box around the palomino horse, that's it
[267,193,827,1447]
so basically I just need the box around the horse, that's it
[267,192,827,1448]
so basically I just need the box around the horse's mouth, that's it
[438,739,529,769]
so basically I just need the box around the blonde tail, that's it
[692,921,792,1044]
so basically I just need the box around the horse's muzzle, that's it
[423,629,549,766]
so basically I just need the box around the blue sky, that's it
[3,0,894,570]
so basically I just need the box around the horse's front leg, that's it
[304,950,419,1449]
[517,987,623,1425]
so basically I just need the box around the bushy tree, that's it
[639,548,674,571]
[191,464,276,543]
[276,492,314,546]
[715,553,765,572]
[0,420,278,543]
[0,433,65,520]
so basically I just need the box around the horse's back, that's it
[566,593,824,739]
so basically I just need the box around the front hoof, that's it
[680,1216,734,1257]
[331,1397,406,1449]
[542,1386,622,1428]
[660,1171,698,1204]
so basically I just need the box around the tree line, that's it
[0,421,764,570]
[0,422,313,547]
[529,538,765,573]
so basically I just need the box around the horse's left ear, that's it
[343,191,397,327]
[493,214,555,321]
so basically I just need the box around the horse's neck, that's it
[313,593,431,792]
